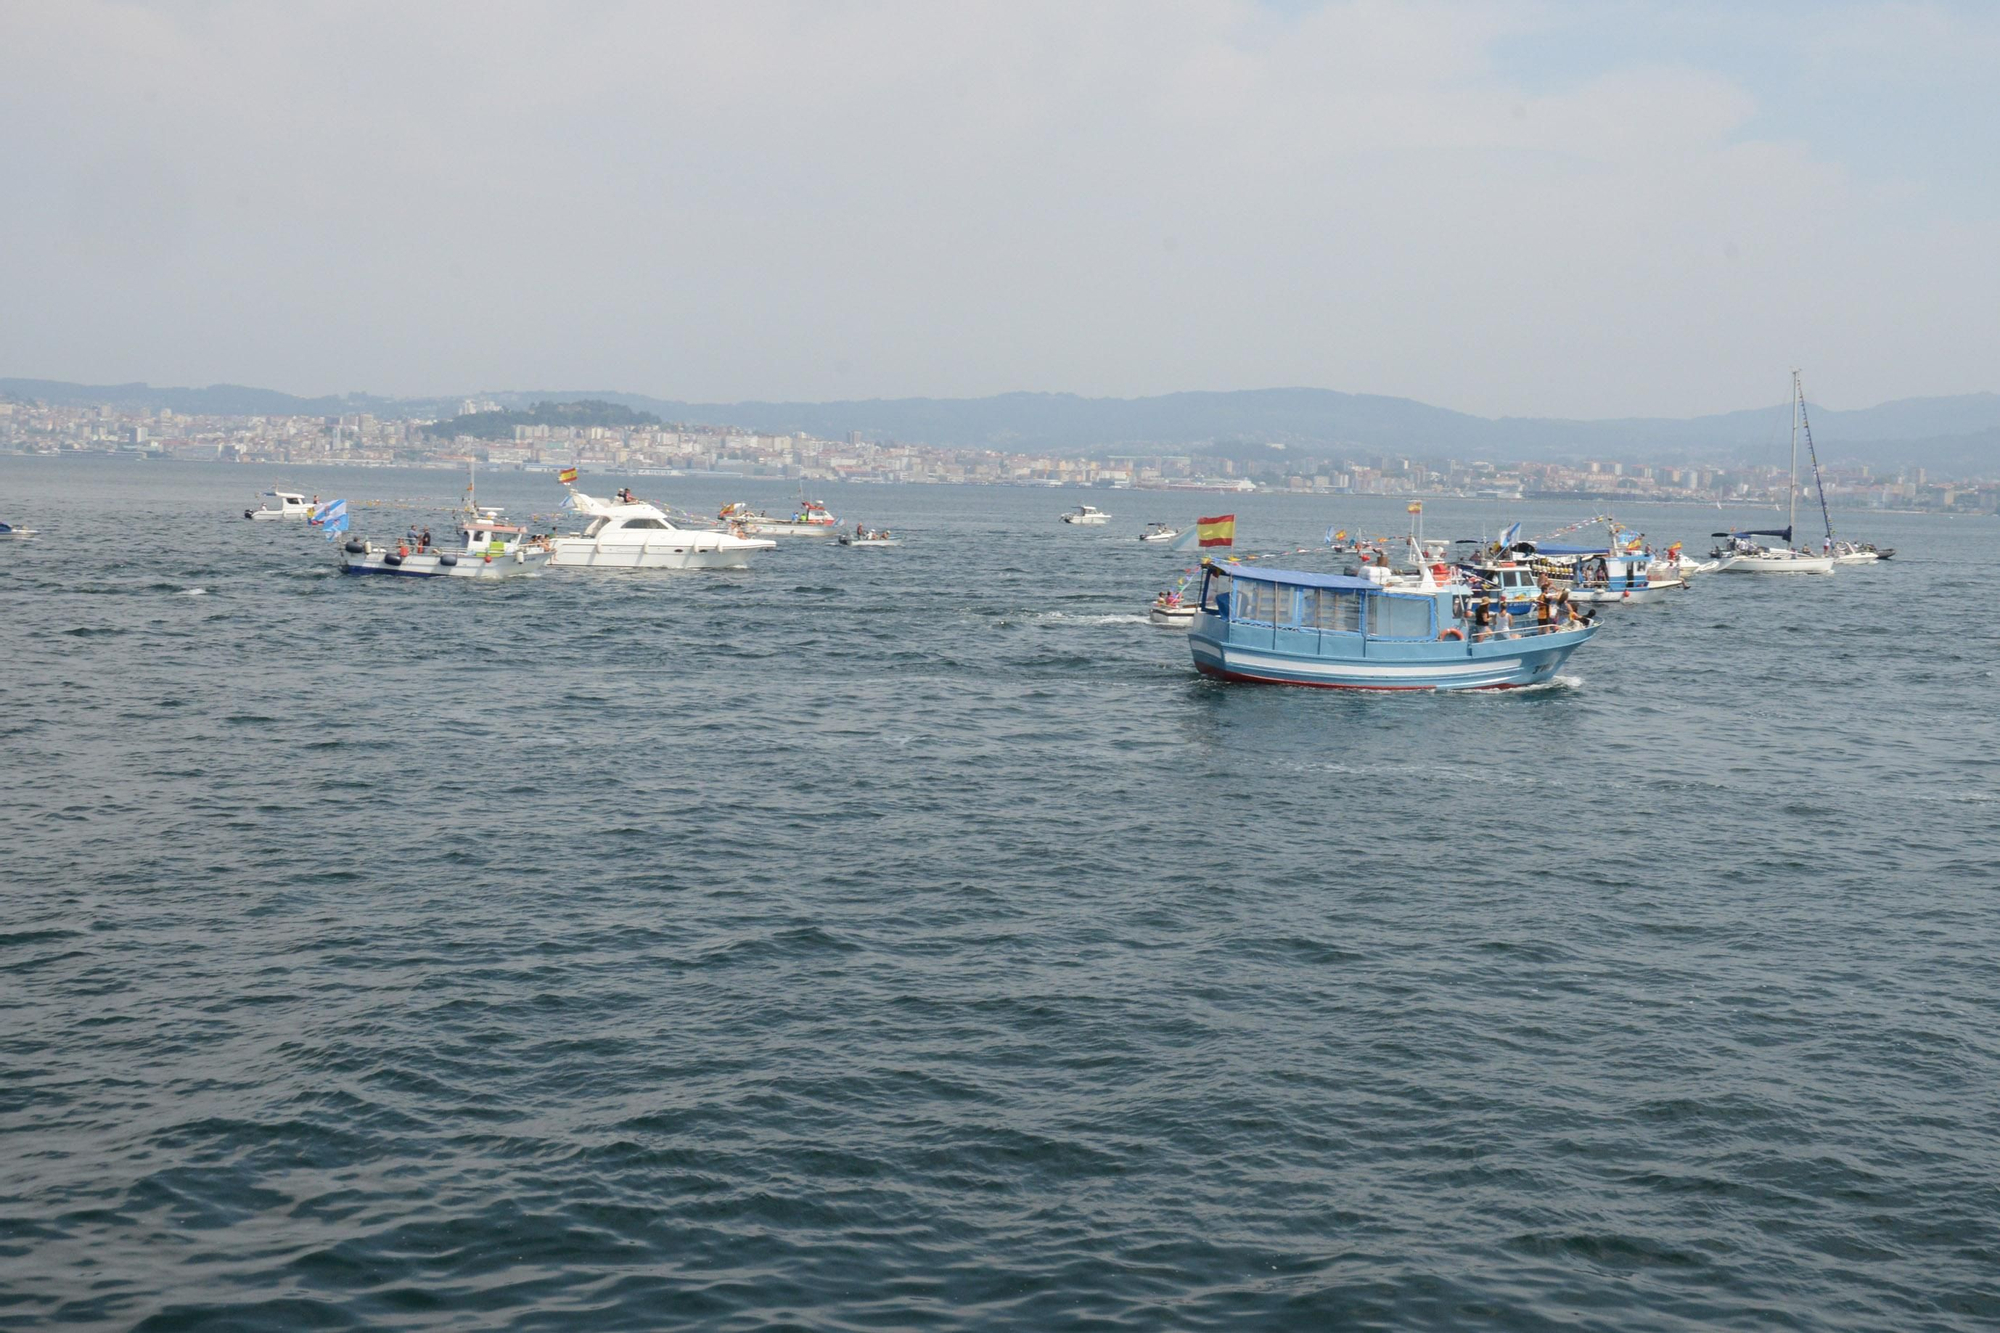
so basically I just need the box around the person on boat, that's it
[419,527,432,553]
[1535,591,1555,632]
[406,524,420,547]
[1470,597,1494,641]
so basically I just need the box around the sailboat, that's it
[1797,401,1894,561]
[1711,372,1835,574]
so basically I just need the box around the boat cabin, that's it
[1199,565,1449,641]
[581,514,683,538]
[459,520,528,555]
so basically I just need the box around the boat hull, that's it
[547,538,772,569]
[1150,606,1195,628]
[1569,579,1685,604]
[247,510,305,521]
[742,521,838,537]
[1190,615,1593,690]
[837,538,901,547]
[341,549,548,578]
[1715,554,1835,574]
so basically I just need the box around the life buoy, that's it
[1439,627,1465,641]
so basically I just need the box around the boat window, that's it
[1200,573,1231,613]
[1238,581,1283,625]
[1367,593,1434,639]
[1302,588,1359,632]
[621,518,669,530]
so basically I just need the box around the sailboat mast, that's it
[1788,371,1800,545]
[1796,371,1836,544]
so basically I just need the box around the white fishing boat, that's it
[244,489,315,521]
[0,521,36,542]
[552,490,776,569]
[1061,505,1111,525]
[1138,522,1181,542]
[720,497,839,536]
[1713,372,1837,575]
[837,524,901,547]
[340,520,550,578]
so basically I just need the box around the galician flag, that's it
[1196,514,1236,548]
[557,466,579,484]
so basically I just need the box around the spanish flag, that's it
[557,466,579,484]
[1196,514,1236,548]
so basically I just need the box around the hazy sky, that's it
[2,0,1995,417]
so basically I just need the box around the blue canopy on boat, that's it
[1203,562,1383,591]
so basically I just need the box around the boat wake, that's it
[1037,611,1151,626]
[180,588,208,597]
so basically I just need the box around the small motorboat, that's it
[1829,540,1893,563]
[340,518,551,578]
[838,524,901,547]
[720,497,839,536]
[1138,522,1181,543]
[0,521,37,542]
[1148,589,1196,627]
[1061,504,1111,525]
[245,489,316,521]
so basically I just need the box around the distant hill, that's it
[426,399,661,441]
[7,377,1997,472]
[495,386,2000,471]
[0,377,444,418]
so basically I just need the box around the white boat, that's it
[1795,383,1893,565]
[340,519,550,578]
[1148,589,1197,627]
[551,490,776,569]
[1138,522,1181,542]
[0,521,36,542]
[245,489,315,521]
[1062,505,1111,525]
[1713,372,1837,575]
[720,498,839,536]
[837,524,901,547]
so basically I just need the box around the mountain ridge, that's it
[6,377,1997,472]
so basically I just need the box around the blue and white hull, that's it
[1185,560,1598,692]
[1190,616,1591,691]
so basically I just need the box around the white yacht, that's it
[245,489,315,521]
[552,489,776,569]
[1062,504,1111,525]
[340,520,550,578]
[0,521,36,542]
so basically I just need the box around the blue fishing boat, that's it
[1188,561,1597,691]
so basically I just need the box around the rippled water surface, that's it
[4,457,1999,1330]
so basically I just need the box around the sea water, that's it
[3,457,1997,1329]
